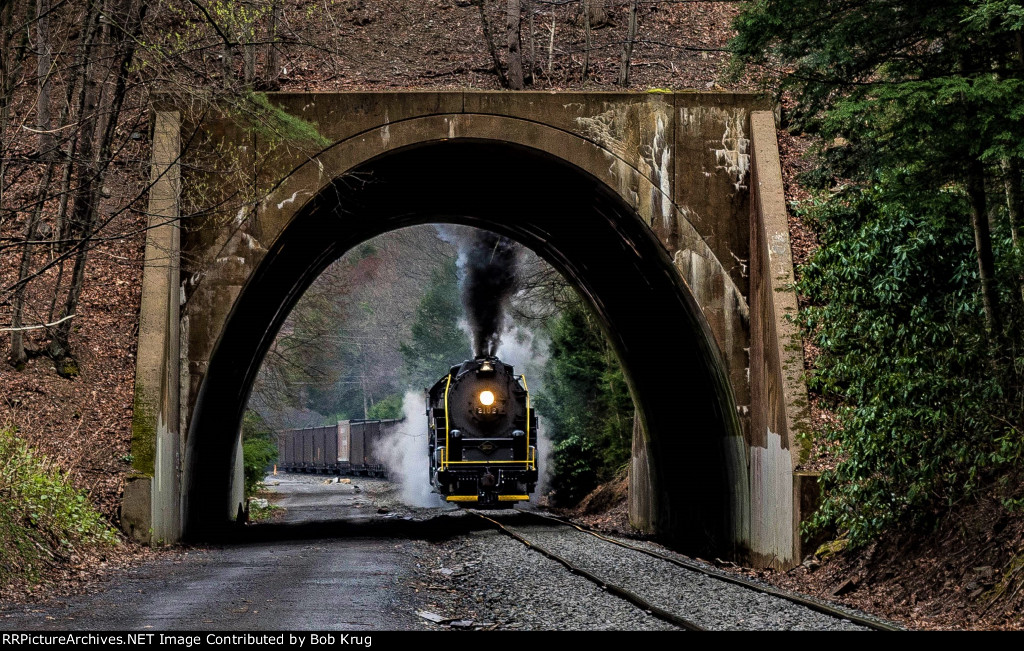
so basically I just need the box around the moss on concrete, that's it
[236,92,331,149]
[131,388,157,476]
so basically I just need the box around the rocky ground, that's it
[429,511,876,631]
[409,523,680,631]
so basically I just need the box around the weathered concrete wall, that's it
[191,91,760,451]
[131,92,807,567]
[629,412,656,533]
[748,111,811,568]
[124,111,182,544]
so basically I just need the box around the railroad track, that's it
[470,509,901,631]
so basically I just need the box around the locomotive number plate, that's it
[476,406,505,415]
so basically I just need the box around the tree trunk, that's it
[48,0,104,362]
[264,2,281,89]
[1002,157,1024,304]
[476,0,507,88]
[49,0,96,322]
[1,0,31,236]
[49,43,78,258]
[222,29,233,84]
[242,2,255,87]
[49,127,77,315]
[50,0,146,365]
[581,0,591,81]
[525,0,535,84]
[35,0,52,157]
[9,164,56,366]
[9,189,36,365]
[547,9,555,75]
[506,0,523,89]
[361,372,368,419]
[618,1,638,86]
[9,0,54,366]
[967,159,1001,339]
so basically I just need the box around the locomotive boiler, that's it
[426,356,538,506]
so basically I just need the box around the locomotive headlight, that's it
[479,390,495,406]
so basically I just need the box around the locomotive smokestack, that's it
[461,230,519,358]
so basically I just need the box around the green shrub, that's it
[0,429,117,588]
[243,438,278,499]
[798,182,1024,546]
[241,411,278,499]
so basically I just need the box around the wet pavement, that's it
[264,473,377,524]
[0,474,444,631]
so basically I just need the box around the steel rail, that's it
[520,509,902,631]
[470,511,706,631]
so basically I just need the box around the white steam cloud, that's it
[377,391,444,508]
[497,325,553,497]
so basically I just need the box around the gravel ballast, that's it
[486,512,869,631]
[410,526,680,631]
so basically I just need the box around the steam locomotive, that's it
[426,356,538,507]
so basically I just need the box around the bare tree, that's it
[581,0,609,82]
[476,0,508,88]
[525,0,535,84]
[3,0,353,372]
[506,0,524,89]
[9,0,54,366]
[582,0,591,80]
[618,1,638,86]
[1,0,31,232]
[49,0,147,371]
[547,6,556,75]
[263,1,281,89]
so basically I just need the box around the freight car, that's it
[427,355,538,507]
[276,418,400,476]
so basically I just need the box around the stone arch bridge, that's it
[124,91,811,568]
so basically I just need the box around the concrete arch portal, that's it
[126,92,810,568]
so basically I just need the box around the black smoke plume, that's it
[461,230,519,357]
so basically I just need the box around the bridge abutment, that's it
[127,92,811,567]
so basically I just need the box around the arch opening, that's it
[183,139,743,556]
